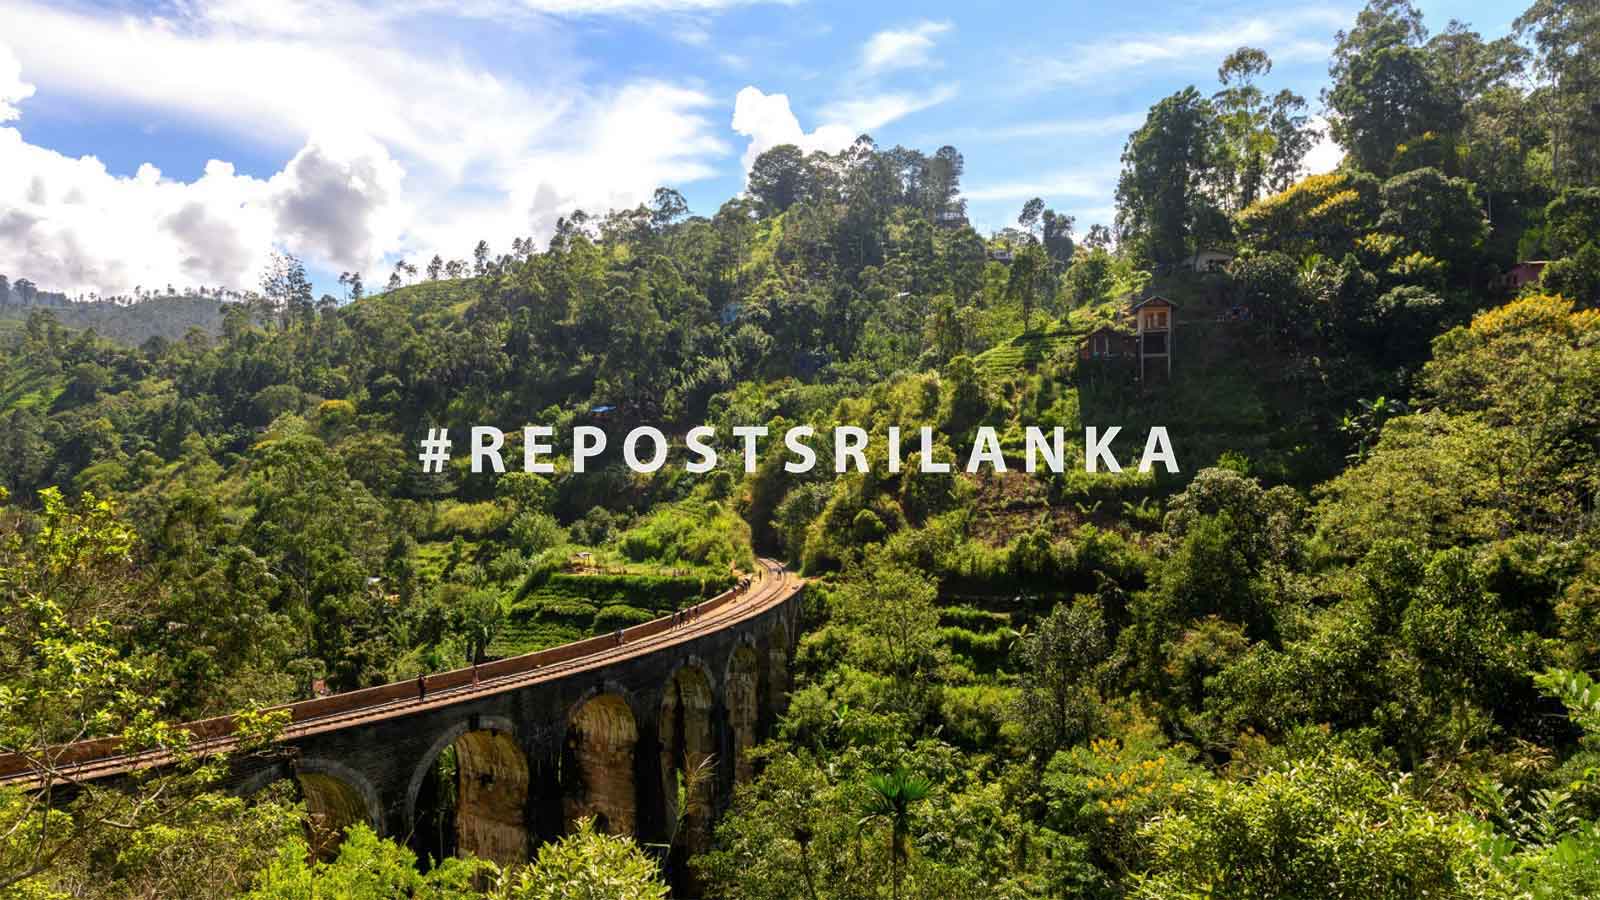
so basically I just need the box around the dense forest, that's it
[3,0,1600,896]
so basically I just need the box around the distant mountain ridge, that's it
[0,283,225,345]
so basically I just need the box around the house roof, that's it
[1129,295,1178,311]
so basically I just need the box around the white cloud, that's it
[0,134,276,294]
[731,87,858,171]
[0,2,733,297]
[510,0,792,12]
[732,84,956,173]
[195,0,791,31]
[1302,115,1344,175]
[268,134,408,270]
[0,43,31,122]
[818,85,958,132]
[1023,10,1346,88]
[861,20,952,74]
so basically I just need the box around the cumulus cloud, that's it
[731,87,857,172]
[0,43,32,121]
[0,133,277,294]
[268,134,407,270]
[732,84,956,173]
[861,20,951,73]
[0,2,733,297]
[1302,115,1345,175]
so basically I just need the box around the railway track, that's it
[0,558,800,790]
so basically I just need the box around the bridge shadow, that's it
[409,721,529,869]
[562,693,639,837]
[660,662,716,893]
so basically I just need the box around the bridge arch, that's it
[658,660,716,859]
[562,690,640,836]
[406,715,528,867]
[724,641,760,784]
[293,758,384,857]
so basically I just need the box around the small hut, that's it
[1129,295,1177,380]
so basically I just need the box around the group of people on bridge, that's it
[669,603,705,631]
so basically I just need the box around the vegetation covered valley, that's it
[3,1,1600,896]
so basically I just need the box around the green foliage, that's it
[592,604,654,631]
[1377,167,1489,266]
[243,824,492,899]
[1012,597,1110,759]
[1042,724,1208,878]
[434,500,516,539]
[828,551,942,694]
[509,511,567,554]
[494,818,667,900]
[3,12,1600,896]
[1325,1,1461,178]
[1134,756,1493,899]
[1116,87,1226,264]
[616,500,753,569]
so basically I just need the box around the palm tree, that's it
[858,768,932,900]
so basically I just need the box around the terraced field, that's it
[490,571,734,657]
[974,321,1086,378]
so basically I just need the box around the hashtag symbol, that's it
[419,428,452,473]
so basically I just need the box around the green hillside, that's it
[6,1,1600,896]
[0,294,225,345]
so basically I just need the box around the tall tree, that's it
[650,187,690,229]
[1041,208,1076,270]
[747,144,812,215]
[1325,0,1461,177]
[1213,47,1315,210]
[1012,597,1110,759]
[1017,197,1044,238]
[858,769,932,900]
[1516,0,1600,187]
[921,145,966,222]
[1116,87,1224,264]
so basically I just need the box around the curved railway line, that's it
[0,558,802,791]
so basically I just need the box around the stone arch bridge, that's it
[1,559,804,869]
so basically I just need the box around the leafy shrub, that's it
[1133,755,1494,900]
[938,605,1011,630]
[616,500,753,568]
[510,511,566,554]
[532,599,599,623]
[938,626,1012,671]
[937,684,1020,749]
[433,500,514,539]
[593,604,655,631]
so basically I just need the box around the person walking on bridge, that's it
[615,628,625,646]
[417,672,427,701]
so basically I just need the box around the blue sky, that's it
[0,0,1529,298]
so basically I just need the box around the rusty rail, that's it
[0,558,800,789]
